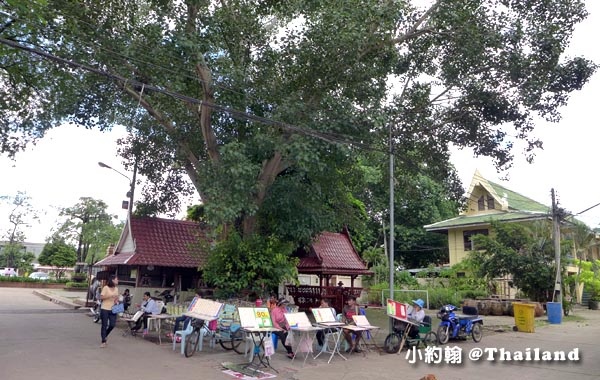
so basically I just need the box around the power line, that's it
[0,37,383,153]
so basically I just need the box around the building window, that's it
[487,196,495,210]
[463,229,489,251]
[477,196,485,211]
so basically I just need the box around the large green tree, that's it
[0,1,595,257]
[38,239,77,279]
[54,198,121,268]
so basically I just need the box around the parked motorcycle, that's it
[436,304,483,344]
[156,288,174,304]
[90,299,101,323]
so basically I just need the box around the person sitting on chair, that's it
[122,289,132,312]
[168,290,203,341]
[315,298,335,347]
[270,297,296,359]
[342,295,362,353]
[406,299,426,339]
[133,292,161,335]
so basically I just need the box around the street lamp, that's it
[98,161,136,217]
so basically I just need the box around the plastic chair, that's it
[197,323,216,351]
[172,321,194,355]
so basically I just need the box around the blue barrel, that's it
[546,302,562,324]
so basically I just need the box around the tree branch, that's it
[392,0,441,45]
[195,61,220,164]
[121,85,208,202]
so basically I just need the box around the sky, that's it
[451,0,600,229]
[1,1,600,243]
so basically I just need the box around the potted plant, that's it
[574,259,600,310]
[587,278,600,310]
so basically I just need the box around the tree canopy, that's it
[53,197,122,268]
[0,0,595,263]
[38,239,77,279]
[470,221,562,302]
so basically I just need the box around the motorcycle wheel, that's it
[383,333,401,353]
[437,325,450,345]
[471,323,483,342]
[93,313,100,323]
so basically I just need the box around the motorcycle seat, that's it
[456,314,480,320]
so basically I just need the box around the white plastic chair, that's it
[172,321,194,355]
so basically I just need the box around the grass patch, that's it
[563,314,586,323]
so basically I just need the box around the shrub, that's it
[71,273,88,283]
[0,276,67,284]
[66,282,88,288]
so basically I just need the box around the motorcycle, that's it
[436,304,483,344]
[90,299,101,323]
[156,288,175,304]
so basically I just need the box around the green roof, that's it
[424,172,552,232]
[424,211,550,231]
[487,180,551,213]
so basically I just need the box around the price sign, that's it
[387,299,407,319]
[254,307,273,327]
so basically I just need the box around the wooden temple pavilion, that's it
[286,229,373,313]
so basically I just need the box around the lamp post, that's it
[98,161,136,217]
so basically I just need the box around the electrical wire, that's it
[0,36,385,154]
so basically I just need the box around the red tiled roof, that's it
[95,251,135,266]
[95,217,209,268]
[297,231,372,276]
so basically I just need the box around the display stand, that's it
[312,307,347,363]
[183,297,224,321]
[238,307,279,374]
[285,312,323,367]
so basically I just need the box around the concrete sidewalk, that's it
[21,288,600,380]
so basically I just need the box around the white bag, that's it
[264,336,275,357]
[298,336,312,353]
[131,310,144,322]
[285,331,294,346]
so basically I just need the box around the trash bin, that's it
[546,302,562,324]
[513,302,536,333]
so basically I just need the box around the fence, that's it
[376,289,430,309]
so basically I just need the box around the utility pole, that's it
[551,188,562,307]
[388,124,395,333]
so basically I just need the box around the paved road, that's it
[0,288,598,380]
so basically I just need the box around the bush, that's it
[66,282,88,288]
[0,276,68,284]
[71,273,87,283]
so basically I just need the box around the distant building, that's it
[0,241,46,262]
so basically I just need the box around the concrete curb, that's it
[32,289,82,309]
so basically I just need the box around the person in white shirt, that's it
[407,299,426,338]
[133,292,161,335]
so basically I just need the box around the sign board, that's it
[285,312,312,328]
[387,298,407,319]
[238,307,273,329]
[185,297,224,320]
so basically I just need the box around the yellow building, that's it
[424,170,597,301]
[425,170,551,266]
